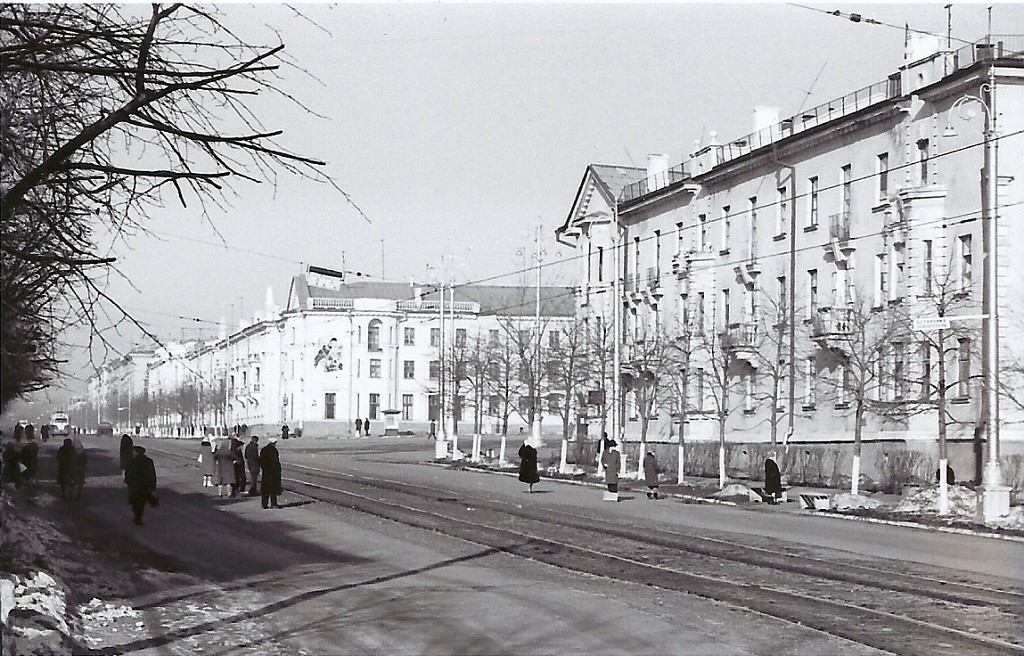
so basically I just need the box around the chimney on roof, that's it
[647,153,669,192]
[753,106,780,135]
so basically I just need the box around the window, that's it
[804,359,816,406]
[693,368,705,412]
[488,395,500,415]
[808,269,818,317]
[675,222,684,256]
[959,234,972,292]
[748,197,758,258]
[875,253,887,307]
[633,236,641,283]
[402,394,413,421]
[776,186,788,235]
[920,342,932,400]
[548,331,559,349]
[743,373,755,411]
[957,338,971,397]
[721,289,731,327]
[518,361,531,380]
[430,328,440,347]
[893,342,906,399]
[654,229,662,276]
[403,360,415,379]
[808,177,819,227]
[597,246,605,282]
[877,153,889,200]
[547,393,561,414]
[721,207,731,250]
[917,139,929,185]
[695,292,706,335]
[699,214,708,251]
[368,320,381,351]
[841,164,852,217]
[455,328,466,348]
[324,393,336,420]
[429,360,439,380]
[369,359,381,378]
[404,327,415,346]
[923,239,934,295]
[489,329,499,346]
[892,246,905,302]
[777,275,787,317]
[518,329,530,345]
[369,393,380,420]
[453,396,464,421]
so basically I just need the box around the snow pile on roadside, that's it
[831,493,883,511]
[711,483,761,502]
[1,494,79,655]
[895,485,978,516]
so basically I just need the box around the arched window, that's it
[367,319,382,351]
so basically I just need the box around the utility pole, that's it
[532,224,546,447]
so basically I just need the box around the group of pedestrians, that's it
[1,428,42,489]
[197,435,282,508]
[517,435,664,501]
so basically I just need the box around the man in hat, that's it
[124,445,157,525]
[259,436,282,509]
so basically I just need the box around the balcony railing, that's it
[723,323,759,350]
[812,308,854,339]
[396,300,480,313]
[310,297,354,310]
[620,163,691,204]
[829,212,851,242]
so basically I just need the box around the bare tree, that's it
[545,318,590,472]
[621,318,676,479]
[1,4,359,410]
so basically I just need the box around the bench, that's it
[799,493,831,511]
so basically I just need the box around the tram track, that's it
[281,463,1022,656]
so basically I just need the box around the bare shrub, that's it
[875,449,933,494]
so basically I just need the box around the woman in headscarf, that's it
[119,433,134,473]
[643,450,660,500]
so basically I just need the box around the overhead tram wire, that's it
[786,3,976,46]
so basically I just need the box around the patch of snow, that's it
[832,493,883,511]
[711,483,761,502]
[895,485,977,516]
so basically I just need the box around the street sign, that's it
[913,317,951,331]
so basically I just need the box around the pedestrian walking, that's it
[19,435,39,482]
[124,445,157,525]
[2,434,22,489]
[601,439,620,501]
[213,438,234,498]
[244,436,261,495]
[119,433,134,473]
[355,418,363,436]
[517,440,540,493]
[281,423,290,440]
[643,450,660,500]
[198,439,215,487]
[69,436,87,500]
[364,417,371,436]
[57,438,76,500]
[230,438,247,497]
[25,423,35,441]
[764,454,783,504]
[259,437,282,509]
[40,424,50,443]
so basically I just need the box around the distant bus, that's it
[50,412,70,436]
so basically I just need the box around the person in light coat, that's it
[213,439,234,498]
[198,439,215,487]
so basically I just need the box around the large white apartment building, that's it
[88,268,576,439]
[556,35,1024,462]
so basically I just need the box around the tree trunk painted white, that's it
[434,437,448,460]
[498,433,507,466]
[558,438,569,474]
[471,434,482,462]
[938,457,949,515]
[677,443,685,485]
[619,452,628,478]
[718,445,726,489]
[851,454,861,496]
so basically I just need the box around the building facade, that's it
[88,269,576,439]
[556,35,1024,455]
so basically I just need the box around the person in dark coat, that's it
[259,437,282,509]
[281,424,290,440]
[2,436,22,489]
[244,436,261,495]
[199,439,215,487]
[119,434,134,472]
[230,438,247,497]
[601,439,620,494]
[363,417,371,436]
[40,424,50,442]
[124,445,157,525]
[19,436,39,482]
[643,450,660,500]
[69,437,87,500]
[14,424,24,441]
[355,418,363,436]
[764,455,783,503]
[517,440,540,493]
[57,438,76,499]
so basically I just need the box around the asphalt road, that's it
[56,434,1020,655]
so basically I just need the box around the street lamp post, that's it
[942,69,1010,521]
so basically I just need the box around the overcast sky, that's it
[37,1,1024,405]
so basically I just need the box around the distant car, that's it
[96,422,114,437]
